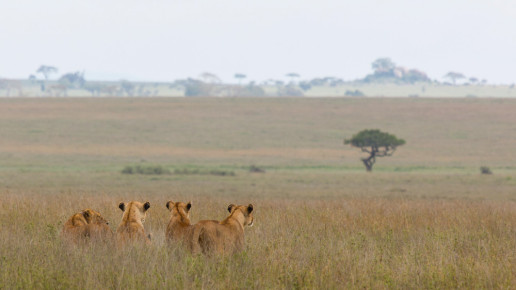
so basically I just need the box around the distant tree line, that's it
[0,60,495,97]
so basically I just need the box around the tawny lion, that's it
[116,201,151,246]
[165,201,193,244]
[62,209,113,244]
[189,204,254,255]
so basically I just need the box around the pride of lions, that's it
[61,200,254,255]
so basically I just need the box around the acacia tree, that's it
[469,77,478,84]
[444,72,465,85]
[285,73,300,84]
[36,65,58,80]
[234,73,246,85]
[344,129,405,172]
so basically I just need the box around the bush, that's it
[173,168,235,176]
[480,166,492,175]
[209,170,235,176]
[121,166,134,174]
[249,165,266,173]
[121,165,171,175]
[345,90,365,97]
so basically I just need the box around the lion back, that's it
[190,221,242,254]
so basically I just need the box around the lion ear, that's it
[82,210,90,219]
[186,202,192,211]
[166,201,173,210]
[247,204,253,214]
[144,202,150,211]
[119,203,125,211]
[228,204,235,213]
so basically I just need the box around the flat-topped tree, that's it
[285,73,300,84]
[344,129,405,172]
[234,73,246,85]
[36,65,58,80]
[444,72,465,85]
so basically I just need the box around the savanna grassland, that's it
[1,97,516,289]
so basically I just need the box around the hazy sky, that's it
[1,0,515,84]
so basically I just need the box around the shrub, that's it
[209,170,235,176]
[121,166,134,174]
[121,165,171,175]
[249,165,266,173]
[345,90,365,97]
[173,168,235,176]
[480,166,492,175]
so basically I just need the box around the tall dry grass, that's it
[1,191,515,289]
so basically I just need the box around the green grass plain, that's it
[1,97,516,288]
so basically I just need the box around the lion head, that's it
[228,204,254,227]
[82,209,109,226]
[166,201,192,219]
[118,201,150,224]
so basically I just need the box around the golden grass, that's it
[1,191,516,289]
[1,97,516,288]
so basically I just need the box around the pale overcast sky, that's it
[0,0,515,83]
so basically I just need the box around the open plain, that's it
[1,97,516,288]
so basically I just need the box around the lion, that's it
[165,201,198,247]
[165,201,220,248]
[116,201,151,246]
[165,201,193,244]
[189,204,254,255]
[62,209,113,244]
